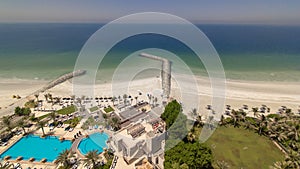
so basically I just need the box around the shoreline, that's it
[0,74,300,116]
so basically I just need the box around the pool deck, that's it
[0,119,113,169]
[3,159,57,169]
[0,134,23,155]
[71,129,110,158]
[71,134,85,158]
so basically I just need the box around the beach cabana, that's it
[4,156,11,160]
[16,156,23,161]
[59,137,65,141]
[40,158,47,163]
[29,157,35,162]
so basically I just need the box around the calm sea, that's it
[0,23,300,82]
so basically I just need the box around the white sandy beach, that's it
[0,74,300,117]
[0,78,47,109]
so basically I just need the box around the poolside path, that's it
[70,129,107,158]
[71,135,85,158]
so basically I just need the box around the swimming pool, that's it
[78,132,109,155]
[0,135,72,162]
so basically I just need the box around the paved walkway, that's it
[70,134,85,158]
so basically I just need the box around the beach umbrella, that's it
[29,157,35,162]
[16,156,23,161]
[40,158,47,163]
[4,156,11,160]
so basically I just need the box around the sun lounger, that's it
[4,162,10,166]
[14,163,20,169]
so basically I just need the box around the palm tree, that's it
[286,121,299,142]
[34,93,39,102]
[44,94,48,102]
[284,151,300,169]
[243,120,256,131]
[180,163,189,169]
[111,96,116,106]
[187,132,196,143]
[134,96,138,105]
[195,115,203,127]
[215,160,230,169]
[154,97,158,106]
[56,149,75,167]
[190,108,197,120]
[77,97,82,106]
[229,110,240,128]
[110,117,120,130]
[17,118,27,134]
[123,94,127,105]
[219,115,226,126]
[48,93,53,103]
[2,116,12,132]
[81,95,86,101]
[54,97,61,105]
[252,107,259,118]
[83,150,100,169]
[257,114,268,135]
[171,162,181,169]
[118,95,121,104]
[130,98,133,105]
[70,95,75,101]
[37,120,47,136]
[49,112,56,123]
[147,94,152,104]
[270,160,289,169]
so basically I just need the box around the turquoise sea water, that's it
[0,135,72,162]
[0,23,300,81]
[78,132,108,155]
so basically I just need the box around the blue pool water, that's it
[78,132,109,155]
[0,135,72,162]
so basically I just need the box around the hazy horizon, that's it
[1,1,300,25]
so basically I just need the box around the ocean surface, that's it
[0,23,300,82]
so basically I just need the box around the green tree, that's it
[111,96,116,106]
[164,141,213,169]
[83,150,100,169]
[123,94,127,105]
[17,118,27,134]
[215,160,230,169]
[56,149,75,168]
[37,120,47,136]
[49,112,57,123]
[190,108,198,119]
[2,116,12,132]
[34,93,39,102]
[14,106,31,116]
[161,100,181,129]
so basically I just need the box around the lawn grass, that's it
[37,113,50,120]
[205,126,284,169]
[64,117,81,127]
[104,106,114,113]
[57,105,77,115]
[89,106,99,112]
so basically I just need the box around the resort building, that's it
[110,106,166,169]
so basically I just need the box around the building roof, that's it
[127,123,146,138]
[119,108,140,120]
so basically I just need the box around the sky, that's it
[0,0,300,25]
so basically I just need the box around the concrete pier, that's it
[139,53,171,99]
